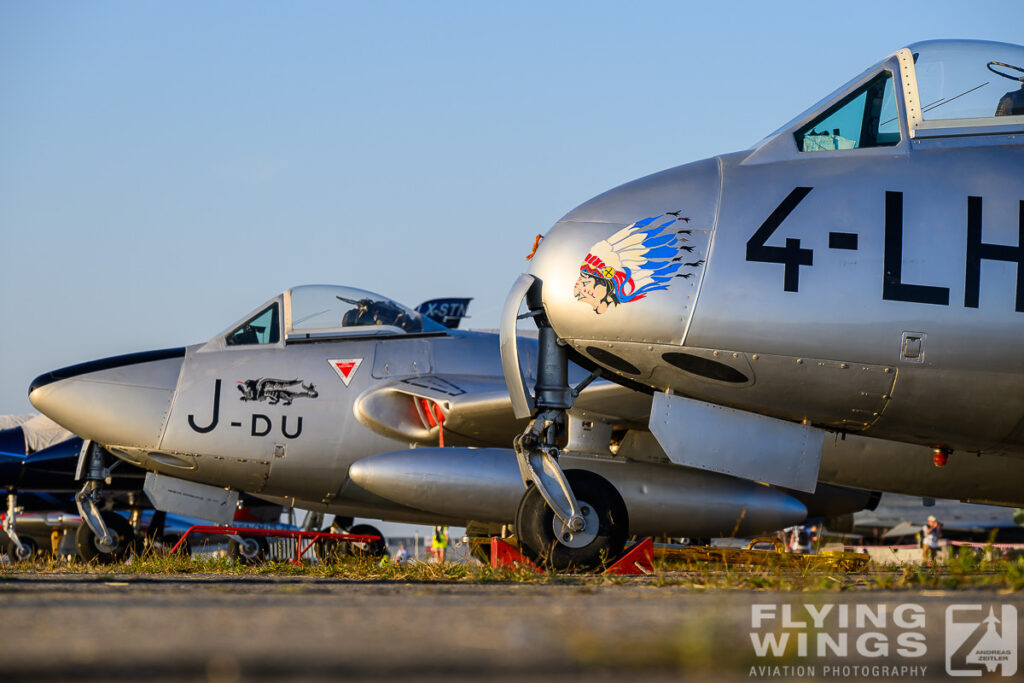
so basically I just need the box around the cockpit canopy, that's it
[222,285,447,347]
[912,40,1024,121]
[758,39,1024,156]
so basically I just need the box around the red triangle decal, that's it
[328,358,362,387]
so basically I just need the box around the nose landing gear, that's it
[503,275,627,570]
[74,442,138,563]
[3,492,33,561]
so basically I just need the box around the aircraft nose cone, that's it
[526,216,705,368]
[528,157,721,345]
[29,348,186,449]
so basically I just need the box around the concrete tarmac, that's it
[2,573,1021,682]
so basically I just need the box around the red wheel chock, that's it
[603,537,654,575]
[490,537,543,572]
[489,536,654,575]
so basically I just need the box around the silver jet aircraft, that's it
[355,38,1024,567]
[30,283,819,561]
[29,39,1024,568]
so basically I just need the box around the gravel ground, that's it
[1,573,1021,682]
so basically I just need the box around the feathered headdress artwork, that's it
[575,212,703,314]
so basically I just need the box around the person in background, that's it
[430,525,450,562]
[788,525,811,554]
[776,528,790,551]
[921,515,942,565]
[808,524,820,553]
[393,543,409,565]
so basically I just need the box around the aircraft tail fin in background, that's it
[416,298,472,329]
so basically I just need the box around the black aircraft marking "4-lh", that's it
[746,187,1024,312]
[188,379,305,439]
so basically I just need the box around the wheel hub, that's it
[94,536,117,554]
[239,538,260,558]
[551,501,599,548]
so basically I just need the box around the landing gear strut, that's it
[506,277,625,569]
[3,492,33,561]
[73,442,137,563]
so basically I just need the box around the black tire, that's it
[227,536,270,565]
[515,470,628,571]
[76,512,138,563]
[347,524,386,558]
[6,536,39,562]
[314,525,349,564]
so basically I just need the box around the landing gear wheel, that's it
[76,511,138,563]
[6,536,38,562]
[314,525,349,564]
[347,524,386,558]
[228,536,269,565]
[515,470,628,571]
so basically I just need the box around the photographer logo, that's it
[946,605,1017,677]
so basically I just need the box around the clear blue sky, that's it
[1,1,1019,414]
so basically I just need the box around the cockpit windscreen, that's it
[225,302,280,346]
[287,285,446,339]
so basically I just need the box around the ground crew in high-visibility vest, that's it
[430,525,449,562]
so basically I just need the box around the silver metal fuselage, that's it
[30,328,532,525]
[526,48,1024,478]
[531,144,1024,455]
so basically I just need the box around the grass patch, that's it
[3,542,1022,591]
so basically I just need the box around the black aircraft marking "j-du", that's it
[248,414,303,439]
[188,379,304,439]
[749,188,1023,311]
[188,379,221,433]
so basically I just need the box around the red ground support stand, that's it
[490,537,542,572]
[603,537,654,575]
[168,525,381,565]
